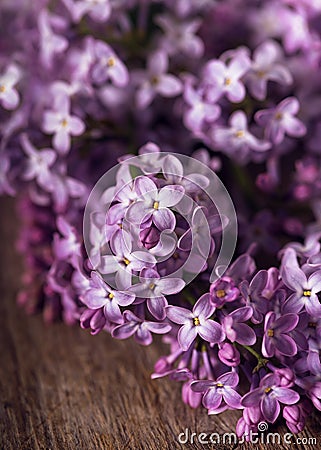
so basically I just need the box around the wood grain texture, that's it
[1,197,321,450]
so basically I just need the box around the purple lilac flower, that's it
[255,97,306,145]
[227,252,256,284]
[166,293,224,351]
[284,232,321,259]
[262,311,299,357]
[271,368,295,388]
[119,142,162,176]
[82,272,135,324]
[136,50,182,109]
[38,10,68,69]
[100,231,156,289]
[62,0,111,23]
[4,0,321,437]
[242,373,300,423]
[182,380,203,409]
[183,82,221,133]
[307,338,321,375]
[191,372,242,410]
[222,306,256,346]
[105,173,139,227]
[0,64,21,110]
[43,94,85,154]
[20,134,56,189]
[306,380,321,412]
[156,15,204,58]
[126,176,185,231]
[203,53,251,103]
[246,40,293,100]
[130,268,185,320]
[281,248,321,317]
[162,153,210,192]
[210,276,239,308]
[283,401,311,434]
[112,310,171,345]
[46,164,87,213]
[281,7,311,54]
[218,342,240,367]
[212,111,271,158]
[80,307,107,335]
[239,270,269,323]
[139,226,161,250]
[92,40,129,87]
[178,206,225,258]
[53,216,81,265]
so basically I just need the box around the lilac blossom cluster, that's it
[81,148,228,334]
[1,0,321,438]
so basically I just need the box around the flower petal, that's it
[156,74,182,97]
[203,389,222,410]
[198,320,224,344]
[193,293,215,318]
[166,305,193,324]
[158,185,185,208]
[275,334,297,356]
[273,387,300,405]
[261,395,280,423]
[153,208,176,231]
[157,278,185,295]
[147,296,168,320]
[223,387,242,408]
[178,323,198,351]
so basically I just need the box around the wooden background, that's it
[1,197,321,450]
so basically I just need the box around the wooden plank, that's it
[0,197,320,450]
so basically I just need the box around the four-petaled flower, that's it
[203,53,251,103]
[112,310,171,345]
[20,134,56,190]
[92,40,129,87]
[43,94,85,154]
[242,373,300,423]
[38,10,68,69]
[53,215,82,263]
[210,276,239,308]
[281,248,321,317]
[0,64,21,110]
[130,268,185,320]
[100,231,156,289]
[212,110,271,159]
[183,83,221,132]
[222,306,257,346]
[82,272,135,324]
[255,97,306,145]
[166,293,224,351]
[136,50,182,109]
[126,176,185,231]
[239,270,269,324]
[246,40,293,100]
[262,311,299,357]
[191,372,242,411]
[156,14,204,58]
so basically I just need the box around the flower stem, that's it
[241,345,269,372]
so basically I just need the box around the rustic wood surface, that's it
[1,197,321,450]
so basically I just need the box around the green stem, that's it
[241,345,269,372]
[242,345,261,360]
